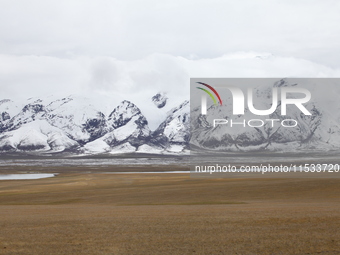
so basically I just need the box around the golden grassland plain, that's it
[0,166,339,255]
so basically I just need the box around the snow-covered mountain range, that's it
[0,94,190,155]
[1,78,340,155]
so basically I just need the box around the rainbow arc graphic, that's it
[196,82,223,105]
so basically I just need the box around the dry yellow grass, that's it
[0,168,339,254]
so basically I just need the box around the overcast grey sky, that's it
[1,0,340,99]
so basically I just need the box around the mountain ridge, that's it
[1,79,340,155]
[0,96,190,155]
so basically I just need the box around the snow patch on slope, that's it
[0,120,78,152]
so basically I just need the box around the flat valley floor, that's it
[0,166,339,254]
